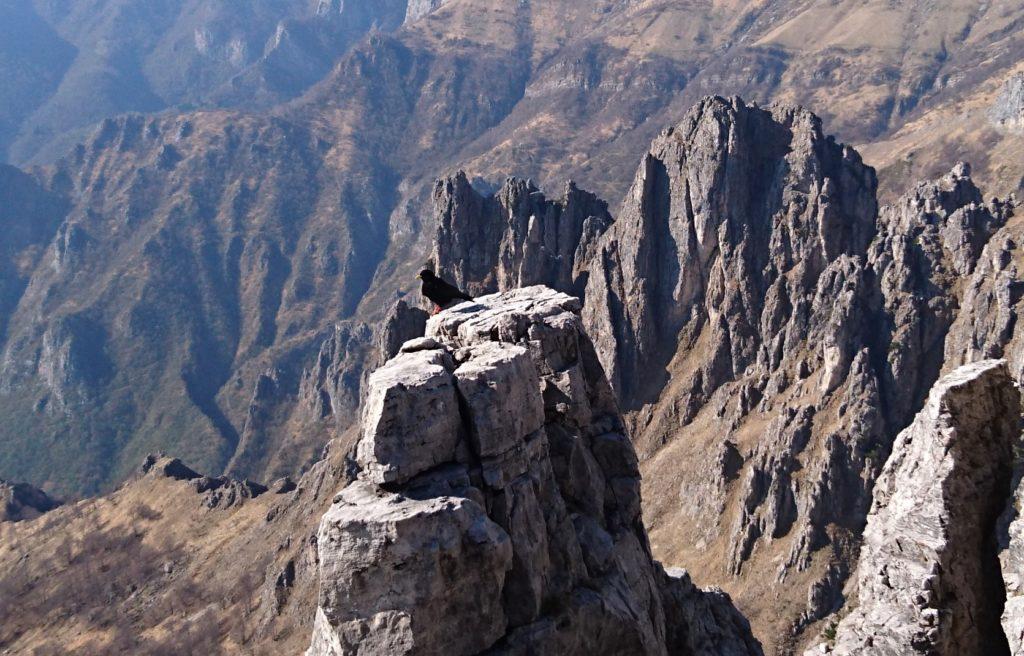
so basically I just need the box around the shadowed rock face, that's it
[817,360,1018,655]
[307,286,762,656]
[947,211,1024,655]
[432,172,613,298]
[0,165,67,344]
[0,479,61,522]
[1001,458,1024,656]
[942,211,1024,382]
[869,162,1012,430]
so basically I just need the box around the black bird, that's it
[418,269,473,313]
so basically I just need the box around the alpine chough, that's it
[418,270,473,312]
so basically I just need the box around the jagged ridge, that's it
[431,96,1020,649]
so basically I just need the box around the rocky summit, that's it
[3,6,1024,646]
[307,286,761,656]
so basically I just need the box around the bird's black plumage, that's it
[418,269,473,311]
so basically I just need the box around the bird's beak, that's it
[416,273,422,279]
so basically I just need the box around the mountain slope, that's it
[0,164,68,342]
[0,0,411,164]
[0,447,351,656]
[0,108,404,494]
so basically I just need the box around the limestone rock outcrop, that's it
[423,97,1024,648]
[943,211,1024,381]
[581,96,878,403]
[432,173,613,298]
[0,165,67,346]
[868,162,1011,428]
[298,323,372,425]
[141,454,268,510]
[990,73,1024,132]
[817,360,1018,655]
[0,479,61,522]
[297,294,432,433]
[404,0,450,23]
[566,97,889,638]
[33,313,113,413]
[377,299,430,362]
[307,286,761,656]
[1001,476,1024,655]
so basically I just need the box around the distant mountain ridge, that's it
[4,2,1024,654]
[1,0,1023,498]
[0,0,412,164]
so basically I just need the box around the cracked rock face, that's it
[309,481,513,656]
[563,97,890,638]
[817,360,1018,655]
[990,73,1024,132]
[870,162,1011,429]
[423,96,1023,648]
[943,211,1024,381]
[307,286,762,656]
[356,347,461,485]
[1001,475,1024,655]
[377,299,429,362]
[432,173,613,298]
[581,96,878,404]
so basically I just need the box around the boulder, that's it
[0,480,61,522]
[356,349,460,485]
[309,480,512,656]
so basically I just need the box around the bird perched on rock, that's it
[418,269,473,313]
